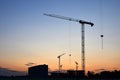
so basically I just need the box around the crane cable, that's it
[100,0,104,50]
[68,22,72,70]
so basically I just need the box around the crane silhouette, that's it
[57,53,65,72]
[44,13,94,74]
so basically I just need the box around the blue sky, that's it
[0,0,120,71]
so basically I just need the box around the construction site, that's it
[0,9,120,80]
[23,13,94,79]
[21,13,96,79]
[24,13,120,79]
[24,13,119,79]
[0,0,120,80]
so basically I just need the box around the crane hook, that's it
[101,35,104,49]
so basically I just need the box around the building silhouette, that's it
[67,70,85,77]
[28,64,48,78]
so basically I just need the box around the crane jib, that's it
[44,13,94,26]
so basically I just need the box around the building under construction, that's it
[28,64,85,78]
[28,64,48,78]
[49,70,85,78]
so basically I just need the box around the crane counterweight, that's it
[79,20,94,27]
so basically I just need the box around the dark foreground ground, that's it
[0,77,120,80]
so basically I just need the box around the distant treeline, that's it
[0,70,120,80]
[87,70,120,79]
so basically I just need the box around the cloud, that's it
[0,67,26,76]
[25,62,36,66]
[94,68,107,72]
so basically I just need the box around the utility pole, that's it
[44,13,94,74]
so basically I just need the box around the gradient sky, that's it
[0,0,120,72]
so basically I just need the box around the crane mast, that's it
[44,13,94,74]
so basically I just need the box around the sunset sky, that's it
[0,0,120,72]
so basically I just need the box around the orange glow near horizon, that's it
[1,50,119,72]
[0,46,120,72]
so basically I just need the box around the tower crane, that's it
[75,61,78,76]
[57,53,65,72]
[44,13,94,74]
[75,61,78,71]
